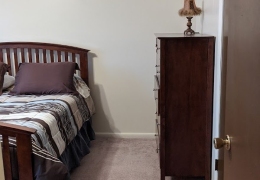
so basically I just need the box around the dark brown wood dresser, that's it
[154,33,215,180]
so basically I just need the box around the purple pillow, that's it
[10,62,79,95]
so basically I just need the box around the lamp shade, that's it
[179,0,202,17]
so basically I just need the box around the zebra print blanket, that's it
[0,93,95,179]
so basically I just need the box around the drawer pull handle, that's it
[155,134,159,137]
[155,65,160,67]
[153,88,158,91]
[155,112,158,114]
[155,98,158,100]
[156,148,160,153]
[157,122,160,126]
[157,71,160,73]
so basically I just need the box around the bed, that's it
[0,42,95,180]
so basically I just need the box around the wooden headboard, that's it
[0,42,90,180]
[0,42,90,85]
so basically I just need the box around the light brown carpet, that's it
[70,137,160,180]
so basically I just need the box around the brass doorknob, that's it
[214,135,231,150]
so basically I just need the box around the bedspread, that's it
[0,93,95,179]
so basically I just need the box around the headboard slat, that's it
[57,51,61,62]
[28,49,32,63]
[65,52,68,62]
[35,49,39,63]
[14,49,19,74]
[52,51,56,62]
[49,50,53,62]
[6,49,12,76]
[72,53,75,63]
[0,49,3,66]
[43,49,47,63]
[21,48,25,63]
[0,42,90,85]
[80,52,88,85]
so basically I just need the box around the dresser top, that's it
[155,33,214,38]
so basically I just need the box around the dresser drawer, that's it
[155,64,160,75]
[153,75,159,98]
[155,117,160,154]
[154,75,160,89]
[156,74,160,87]
[154,97,159,114]
[156,38,160,68]
[154,75,160,115]
[155,137,160,154]
[156,117,160,135]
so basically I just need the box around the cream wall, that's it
[0,0,187,137]
[0,0,223,179]
[198,0,224,179]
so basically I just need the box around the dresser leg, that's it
[160,169,165,180]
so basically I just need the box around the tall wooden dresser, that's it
[154,34,215,180]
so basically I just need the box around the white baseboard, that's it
[95,132,155,138]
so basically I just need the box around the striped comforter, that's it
[0,92,95,179]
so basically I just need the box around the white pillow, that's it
[73,74,90,98]
[3,75,15,90]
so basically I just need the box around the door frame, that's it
[210,0,224,180]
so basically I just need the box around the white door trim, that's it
[211,0,224,179]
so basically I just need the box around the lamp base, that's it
[184,17,195,35]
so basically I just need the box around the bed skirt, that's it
[9,118,95,180]
[60,118,95,174]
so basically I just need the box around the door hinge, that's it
[215,159,219,171]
